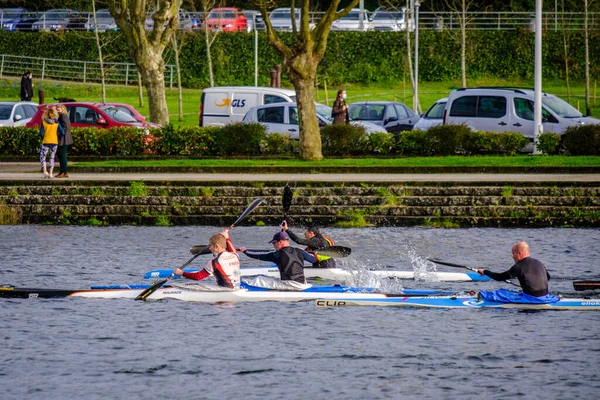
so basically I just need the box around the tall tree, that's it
[257,0,360,161]
[108,0,181,125]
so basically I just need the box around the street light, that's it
[413,1,420,113]
[533,0,542,153]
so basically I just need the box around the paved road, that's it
[2,162,600,182]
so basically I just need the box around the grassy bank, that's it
[1,77,598,128]
[74,155,600,168]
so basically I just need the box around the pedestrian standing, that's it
[20,71,33,101]
[55,105,73,178]
[332,88,349,125]
[39,107,64,179]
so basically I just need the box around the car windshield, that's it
[271,10,299,20]
[542,96,582,118]
[0,105,12,120]
[99,106,137,122]
[208,11,237,19]
[96,10,111,19]
[424,101,447,119]
[341,11,362,20]
[45,11,69,20]
[348,104,385,121]
[3,10,23,19]
[316,104,333,122]
[373,12,397,20]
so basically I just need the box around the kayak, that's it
[143,266,491,282]
[315,295,600,311]
[573,280,600,291]
[0,282,456,302]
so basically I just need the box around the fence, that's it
[0,54,175,86]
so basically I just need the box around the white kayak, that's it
[143,266,491,282]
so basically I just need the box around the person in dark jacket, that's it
[477,241,550,297]
[55,105,73,178]
[239,231,319,290]
[331,88,349,125]
[281,221,335,268]
[20,71,33,101]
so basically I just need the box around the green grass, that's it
[74,155,600,168]
[1,76,598,127]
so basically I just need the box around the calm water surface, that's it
[1,226,599,399]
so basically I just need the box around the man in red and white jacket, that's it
[173,229,241,289]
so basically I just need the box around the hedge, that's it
[0,29,598,87]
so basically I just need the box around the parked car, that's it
[85,9,118,32]
[443,87,600,141]
[347,101,418,135]
[242,102,386,140]
[204,7,247,32]
[413,97,447,131]
[1,8,39,31]
[65,11,89,31]
[145,9,199,31]
[107,103,162,128]
[26,102,153,130]
[331,8,371,31]
[199,86,296,127]
[32,9,74,32]
[242,10,265,31]
[0,101,38,127]
[370,9,404,32]
[268,8,313,31]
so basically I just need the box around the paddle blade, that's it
[428,258,473,270]
[231,198,264,228]
[135,278,167,301]
[189,245,211,255]
[314,246,352,258]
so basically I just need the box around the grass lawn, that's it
[1,76,598,128]
[74,155,600,168]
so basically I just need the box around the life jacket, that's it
[209,251,241,289]
[278,247,306,283]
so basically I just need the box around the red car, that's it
[204,7,247,32]
[107,103,162,128]
[26,102,157,130]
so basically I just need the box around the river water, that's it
[1,225,599,399]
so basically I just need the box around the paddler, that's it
[477,241,550,297]
[173,229,241,289]
[280,221,336,268]
[239,231,319,290]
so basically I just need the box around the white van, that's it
[443,88,600,140]
[199,86,296,126]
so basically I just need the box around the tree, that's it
[257,0,360,161]
[108,0,181,125]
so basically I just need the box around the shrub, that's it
[262,133,295,154]
[426,124,472,155]
[494,132,530,155]
[214,123,266,156]
[536,132,562,155]
[151,125,219,155]
[366,131,395,154]
[0,127,39,155]
[396,129,429,155]
[321,124,368,156]
[562,124,600,155]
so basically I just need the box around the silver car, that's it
[413,98,447,131]
[32,9,72,31]
[85,9,118,32]
[0,101,38,127]
[370,9,404,32]
[331,8,371,31]
[268,8,314,31]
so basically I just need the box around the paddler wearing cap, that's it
[239,231,319,290]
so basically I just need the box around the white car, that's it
[332,8,371,31]
[413,97,447,131]
[242,102,386,140]
[0,101,38,127]
[370,9,405,32]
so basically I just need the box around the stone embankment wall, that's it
[1,180,599,227]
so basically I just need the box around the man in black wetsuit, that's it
[477,241,550,297]
[280,221,335,268]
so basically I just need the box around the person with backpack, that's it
[280,221,336,268]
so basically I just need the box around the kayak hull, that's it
[315,296,600,310]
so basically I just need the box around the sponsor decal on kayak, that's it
[582,302,600,305]
[316,300,346,307]
[0,287,15,291]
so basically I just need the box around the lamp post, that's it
[413,1,420,113]
[254,13,258,86]
[533,0,542,153]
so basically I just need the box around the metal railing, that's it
[0,54,175,86]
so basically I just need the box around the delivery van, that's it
[199,86,296,126]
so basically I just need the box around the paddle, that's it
[135,198,265,301]
[190,244,352,259]
[428,258,520,287]
[282,183,293,226]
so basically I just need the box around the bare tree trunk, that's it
[584,0,591,116]
[137,50,169,123]
[205,31,215,87]
[138,72,144,108]
[562,2,571,102]
[91,0,106,102]
[405,0,415,104]
[171,35,184,121]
